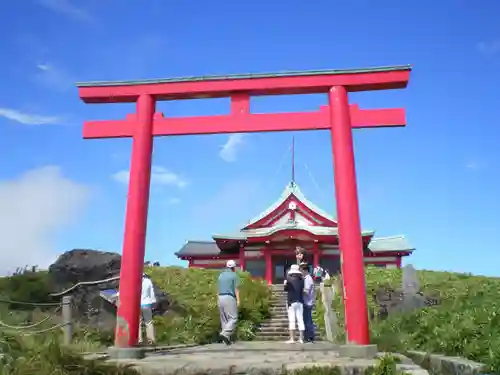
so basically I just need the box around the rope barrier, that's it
[0,299,62,307]
[0,306,62,330]
[49,275,120,297]
[16,323,69,336]
[0,275,121,340]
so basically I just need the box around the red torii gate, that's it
[77,65,411,349]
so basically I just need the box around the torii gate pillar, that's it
[77,65,412,349]
[329,86,369,344]
[114,94,155,347]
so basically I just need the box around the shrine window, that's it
[245,259,266,278]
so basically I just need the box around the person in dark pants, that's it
[300,262,316,343]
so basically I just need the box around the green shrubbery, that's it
[0,266,271,374]
[5,263,500,373]
[0,333,139,375]
[148,266,271,344]
[0,266,271,346]
[318,267,500,373]
[0,268,55,310]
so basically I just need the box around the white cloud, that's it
[166,197,181,205]
[34,62,75,92]
[465,160,485,170]
[112,166,188,188]
[37,0,92,22]
[0,166,90,275]
[220,133,245,162]
[36,63,50,71]
[0,108,62,126]
[476,40,500,54]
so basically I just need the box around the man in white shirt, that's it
[139,273,157,345]
[300,262,316,343]
[114,273,157,345]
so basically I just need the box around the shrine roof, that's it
[175,241,221,257]
[213,224,375,240]
[368,235,414,252]
[75,65,411,87]
[244,181,337,229]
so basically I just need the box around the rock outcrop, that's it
[49,249,171,331]
[49,249,121,287]
[371,287,440,321]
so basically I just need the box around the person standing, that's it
[300,262,316,343]
[114,273,157,345]
[218,260,240,345]
[313,264,324,284]
[295,246,305,264]
[284,264,305,344]
[139,273,157,345]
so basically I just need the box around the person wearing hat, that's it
[217,259,240,345]
[283,263,305,343]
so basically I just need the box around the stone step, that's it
[254,331,289,338]
[259,324,289,330]
[269,310,287,314]
[254,336,323,347]
[254,331,324,340]
[260,323,325,331]
[263,317,289,323]
[258,326,290,333]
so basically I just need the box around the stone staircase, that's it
[254,284,322,341]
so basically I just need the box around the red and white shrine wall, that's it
[184,244,403,271]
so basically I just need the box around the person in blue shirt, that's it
[217,260,240,345]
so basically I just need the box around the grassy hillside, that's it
[316,267,500,373]
[0,266,271,346]
[0,266,271,375]
[148,266,271,344]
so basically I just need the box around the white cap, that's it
[288,264,301,275]
[226,260,237,268]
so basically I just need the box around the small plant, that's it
[365,354,405,375]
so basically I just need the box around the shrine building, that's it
[175,181,415,285]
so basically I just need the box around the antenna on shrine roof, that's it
[291,135,295,185]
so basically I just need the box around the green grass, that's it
[0,266,271,374]
[0,333,139,375]
[4,264,500,373]
[316,267,500,373]
[0,266,271,347]
[148,266,271,344]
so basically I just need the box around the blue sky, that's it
[0,0,499,276]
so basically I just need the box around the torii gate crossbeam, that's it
[77,65,411,349]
